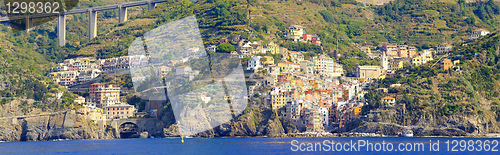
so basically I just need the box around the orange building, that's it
[353,107,362,118]
[441,59,453,71]
[104,104,135,119]
[89,83,121,108]
[407,46,417,58]
[155,66,171,77]
[382,44,398,56]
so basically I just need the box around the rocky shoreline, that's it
[1,102,498,142]
[0,111,114,142]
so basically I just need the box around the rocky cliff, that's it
[163,107,299,138]
[348,108,500,137]
[0,112,114,142]
[0,99,113,142]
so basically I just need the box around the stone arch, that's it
[119,122,139,138]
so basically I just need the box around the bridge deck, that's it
[0,0,171,22]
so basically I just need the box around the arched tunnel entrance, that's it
[119,122,139,138]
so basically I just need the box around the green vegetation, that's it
[2,0,500,121]
[365,32,500,126]
[216,43,236,53]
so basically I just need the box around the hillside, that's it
[360,32,500,136]
[61,0,500,72]
[0,0,500,140]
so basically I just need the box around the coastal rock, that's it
[140,132,149,138]
[263,118,285,137]
[163,124,180,137]
[0,111,112,142]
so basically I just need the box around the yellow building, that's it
[287,51,304,63]
[389,60,404,71]
[277,62,299,72]
[88,108,105,121]
[353,107,362,118]
[271,89,299,109]
[355,65,384,80]
[360,46,371,53]
[412,56,422,66]
[268,42,279,54]
[278,62,291,72]
[261,56,275,65]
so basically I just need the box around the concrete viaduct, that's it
[0,0,174,46]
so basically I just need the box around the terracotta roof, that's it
[158,66,170,69]
[382,97,395,100]
[104,104,134,108]
[285,61,299,65]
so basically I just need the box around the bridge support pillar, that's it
[119,6,128,23]
[58,15,66,47]
[89,10,97,40]
[26,17,33,32]
[148,2,156,11]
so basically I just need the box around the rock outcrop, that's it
[0,111,113,142]
[162,107,299,138]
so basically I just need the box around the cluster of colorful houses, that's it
[74,83,136,121]
[355,41,459,81]
[234,26,475,132]
[52,25,488,132]
[243,48,365,131]
[48,55,149,86]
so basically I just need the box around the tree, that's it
[216,43,235,53]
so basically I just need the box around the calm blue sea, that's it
[1,137,500,154]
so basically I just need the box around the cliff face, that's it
[0,101,113,142]
[163,107,299,137]
[0,100,114,141]
[349,108,500,137]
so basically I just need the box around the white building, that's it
[247,56,262,70]
[56,91,64,99]
[207,45,217,53]
[299,61,314,75]
[78,69,101,83]
[436,43,452,54]
[332,63,344,77]
[381,97,396,104]
[285,25,306,42]
[176,66,192,75]
[314,54,335,77]
[469,29,490,40]
[74,96,86,104]
[421,49,434,63]
[381,51,389,71]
